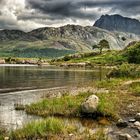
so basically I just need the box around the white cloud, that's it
[0,0,44,31]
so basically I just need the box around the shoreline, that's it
[0,64,37,67]
[0,79,140,139]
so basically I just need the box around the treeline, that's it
[0,48,75,58]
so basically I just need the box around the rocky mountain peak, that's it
[94,14,140,35]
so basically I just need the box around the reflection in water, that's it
[0,66,107,90]
[0,65,109,130]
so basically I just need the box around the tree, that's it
[92,39,110,54]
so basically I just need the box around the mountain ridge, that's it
[0,22,140,58]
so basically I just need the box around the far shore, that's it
[0,64,37,67]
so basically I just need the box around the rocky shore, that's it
[0,58,50,66]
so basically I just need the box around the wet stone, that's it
[129,119,136,123]
[116,119,128,128]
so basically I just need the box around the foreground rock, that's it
[81,95,99,113]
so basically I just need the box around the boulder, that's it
[81,95,99,113]
[15,59,25,64]
[0,59,5,64]
[25,60,38,64]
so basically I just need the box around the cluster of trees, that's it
[92,39,110,54]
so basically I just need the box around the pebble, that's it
[4,137,9,140]
[118,133,133,140]
[134,121,140,127]
[129,119,136,123]
[69,133,74,137]
[117,119,128,128]
[135,113,140,121]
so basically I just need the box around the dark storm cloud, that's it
[0,0,140,31]
[25,0,97,20]
[26,0,140,20]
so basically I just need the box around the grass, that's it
[15,89,120,120]
[13,77,140,139]
[25,92,92,117]
[0,128,6,140]
[97,92,119,119]
[10,117,73,140]
[14,104,25,110]
[95,78,123,90]
[107,63,140,78]
[128,82,140,96]
[10,117,109,140]
[53,51,126,66]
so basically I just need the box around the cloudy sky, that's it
[0,0,140,31]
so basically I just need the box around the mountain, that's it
[0,24,140,58]
[29,25,140,50]
[94,14,140,35]
[0,29,37,41]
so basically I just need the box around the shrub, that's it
[123,42,140,64]
[63,55,71,61]
[107,63,140,78]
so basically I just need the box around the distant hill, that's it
[94,14,140,35]
[0,24,139,58]
[0,30,37,41]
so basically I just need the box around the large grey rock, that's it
[81,95,99,113]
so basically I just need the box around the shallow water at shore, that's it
[0,64,109,130]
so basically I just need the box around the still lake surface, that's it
[0,64,109,130]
